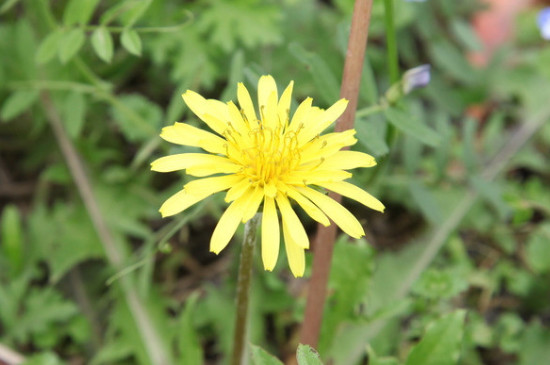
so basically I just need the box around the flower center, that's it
[239,119,300,187]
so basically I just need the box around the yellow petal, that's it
[210,196,247,254]
[282,218,305,277]
[237,82,258,128]
[184,174,242,197]
[241,186,264,223]
[288,97,312,132]
[286,187,330,226]
[262,90,279,130]
[182,91,227,135]
[299,99,348,143]
[278,81,294,126]
[227,101,251,137]
[208,99,230,121]
[151,153,233,173]
[284,170,352,185]
[258,75,278,110]
[159,189,204,217]
[275,194,309,249]
[261,196,280,271]
[186,161,241,177]
[160,122,227,155]
[298,187,365,238]
[318,181,385,212]
[319,150,376,170]
[201,113,228,135]
[299,130,358,164]
[225,178,252,202]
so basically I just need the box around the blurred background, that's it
[1,0,550,364]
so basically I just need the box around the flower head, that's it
[538,7,550,40]
[152,75,384,277]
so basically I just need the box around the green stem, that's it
[231,214,260,365]
[383,0,399,146]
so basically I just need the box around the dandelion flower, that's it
[152,75,384,277]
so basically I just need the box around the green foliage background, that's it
[1,0,550,364]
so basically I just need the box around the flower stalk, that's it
[231,214,260,365]
[300,0,374,349]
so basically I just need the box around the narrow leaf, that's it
[91,26,114,62]
[63,0,101,26]
[58,29,85,63]
[384,107,440,147]
[121,29,142,56]
[36,30,64,64]
[1,89,39,122]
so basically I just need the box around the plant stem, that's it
[300,0,373,350]
[231,214,260,365]
[383,0,400,147]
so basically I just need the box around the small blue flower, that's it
[402,64,431,94]
[538,7,550,40]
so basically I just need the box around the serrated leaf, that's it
[91,26,114,63]
[297,344,323,365]
[1,89,39,122]
[58,29,85,63]
[384,107,440,147]
[121,28,142,56]
[63,0,101,26]
[62,92,86,139]
[36,30,64,64]
[250,344,284,365]
[405,310,466,365]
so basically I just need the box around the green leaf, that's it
[0,0,22,14]
[91,26,114,63]
[288,42,340,105]
[121,28,142,56]
[58,28,85,63]
[355,115,389,157]
[249,344,284,365]
[297,344,323,365]
[450,19,482,52]
[430,42,478,84]
[1,205,24,275]
[526,224,550,273]
[1,89,39,122]
[178,293,203,364]
[62,92,87,139]
[470,176,511,219]
[110,94,161,141]
[384,107,440,147]
[408,182,443,225]
[405,310,466,365]
[63,0,101,26]
[519,322,550,365]
[36,30,64,64]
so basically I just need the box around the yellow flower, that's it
[152,75,384,277]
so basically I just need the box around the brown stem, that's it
[300,0,373,349]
